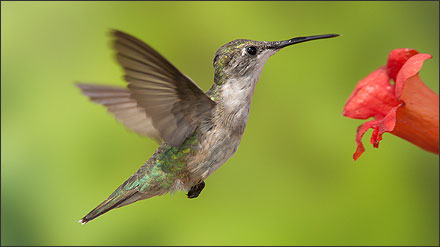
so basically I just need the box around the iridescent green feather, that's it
[79,133,199,224]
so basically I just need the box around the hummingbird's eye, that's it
[246,46,257,56]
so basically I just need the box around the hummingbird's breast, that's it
[184,122,244,187]
[184,77,258,187]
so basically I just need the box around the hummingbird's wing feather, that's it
[76,83,162,143]
[112,30,216,147]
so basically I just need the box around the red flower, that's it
[342,48,439,160]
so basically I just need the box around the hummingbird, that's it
[77,30,338,224]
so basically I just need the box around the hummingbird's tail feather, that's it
[78,162,168,224]
[79,188,141,224]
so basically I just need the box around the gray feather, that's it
[112,30,216,147]
[76,83,162,143]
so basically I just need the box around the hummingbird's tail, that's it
[79,187,142,224]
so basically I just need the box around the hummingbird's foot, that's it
[187,181,205,199]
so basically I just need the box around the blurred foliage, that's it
[1,1,438,246]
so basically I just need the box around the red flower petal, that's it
[343,66,403,160]
[352,103,402,161]
[386,48,418,82]
[342,66,399,120]
[395,53,432,99]
[353,120,374,160]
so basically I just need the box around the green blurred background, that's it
[1,1,438,246]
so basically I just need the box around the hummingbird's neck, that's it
[207,74,259,103]
[206,75,259,132]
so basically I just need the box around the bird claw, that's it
[187,181,205,199]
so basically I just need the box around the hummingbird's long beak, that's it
[269,34,339,49]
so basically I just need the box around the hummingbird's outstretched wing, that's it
[76,83,162,143]
[112,30,216,147]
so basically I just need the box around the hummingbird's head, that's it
[213,34,339,85]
